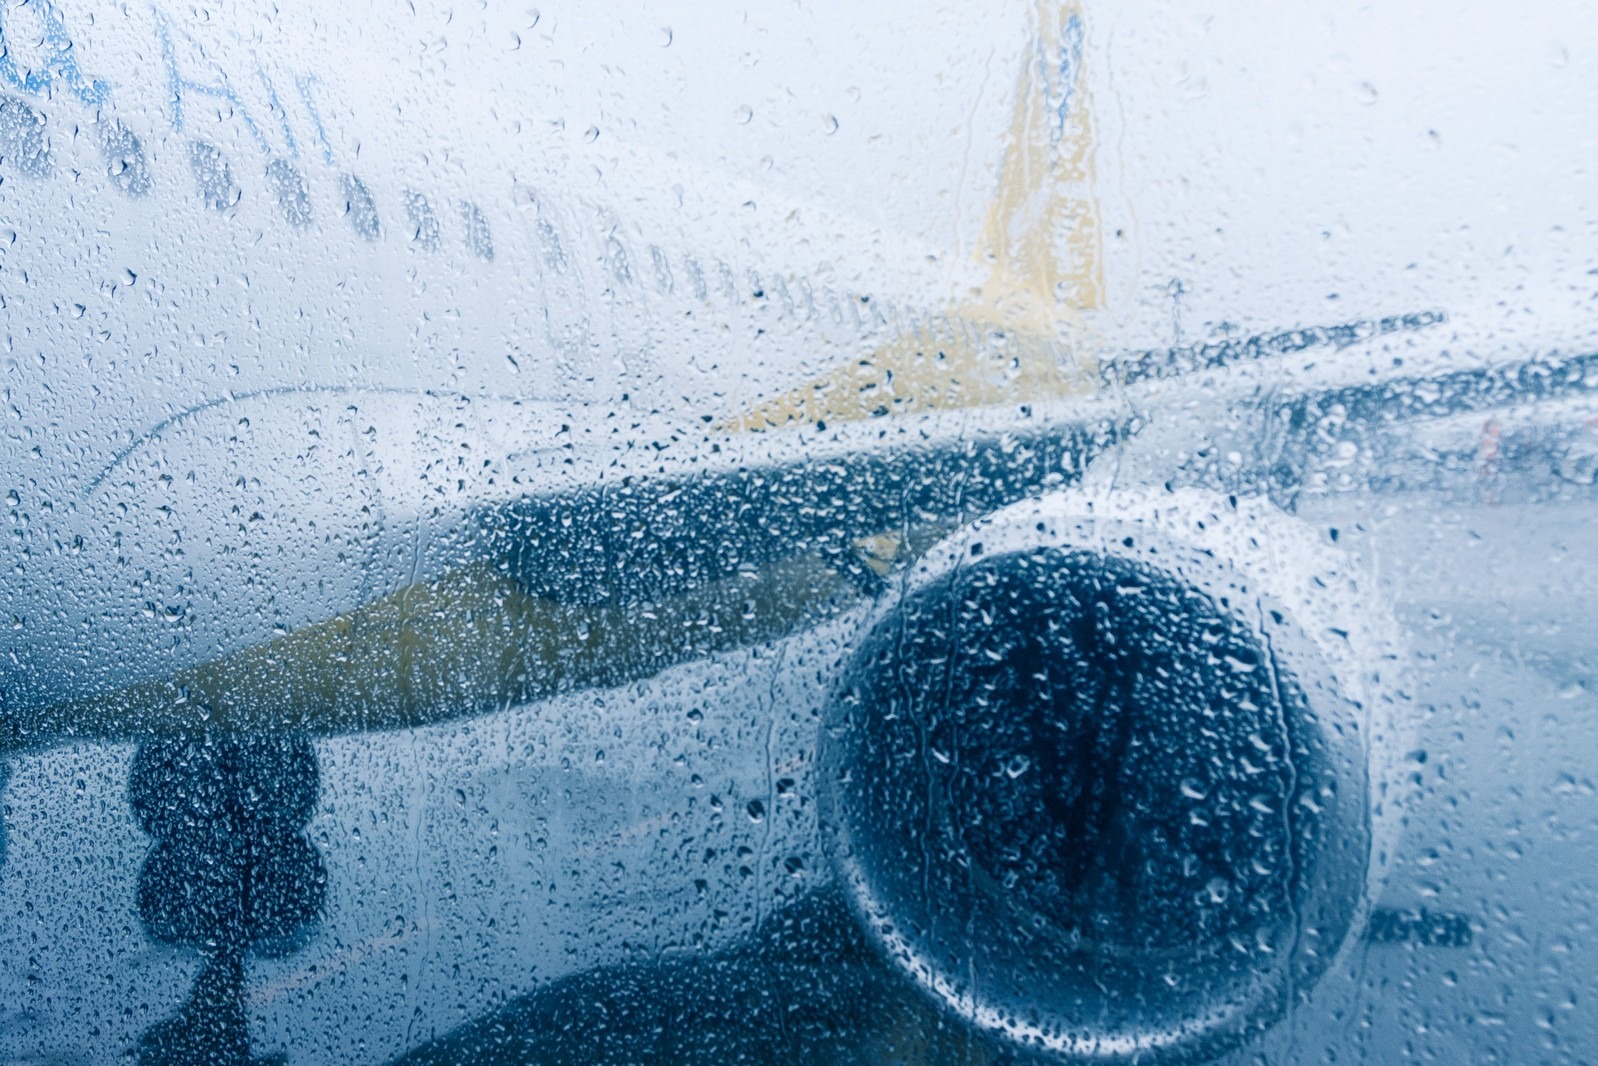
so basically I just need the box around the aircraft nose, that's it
[1,393,381,717]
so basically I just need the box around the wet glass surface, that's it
[0,0,1595,1062]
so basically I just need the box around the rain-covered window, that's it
[0,0,1594,1061]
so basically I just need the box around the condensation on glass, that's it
[0,0,1593,1062]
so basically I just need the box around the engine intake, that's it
[821,490,1400,1062]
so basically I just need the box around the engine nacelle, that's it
[820,487,1406,1062]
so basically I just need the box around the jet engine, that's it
[820,487,1406,1062]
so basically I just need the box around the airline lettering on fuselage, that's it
[0,0,108,106]
[0,1,489,258]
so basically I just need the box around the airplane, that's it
[0,0,1594,1062]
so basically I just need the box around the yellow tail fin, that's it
[975,0,1102,327]
[729,0,1103,432]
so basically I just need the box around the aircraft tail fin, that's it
[728,0,1103,432]
[973,0,1102,329]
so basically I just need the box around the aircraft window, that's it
[684,256,708,301]
[461,200,494,261]
[0,94,49,176]
[188,140,240,211]
[265,157,313,227]
[0,1,1593,1064]
[605,233,633,287]
[649,245,674,294]
[100,121,151,197]
[342,174,383,240]
[405,189,442,249]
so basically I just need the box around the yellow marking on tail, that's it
[726,0,1103,433]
